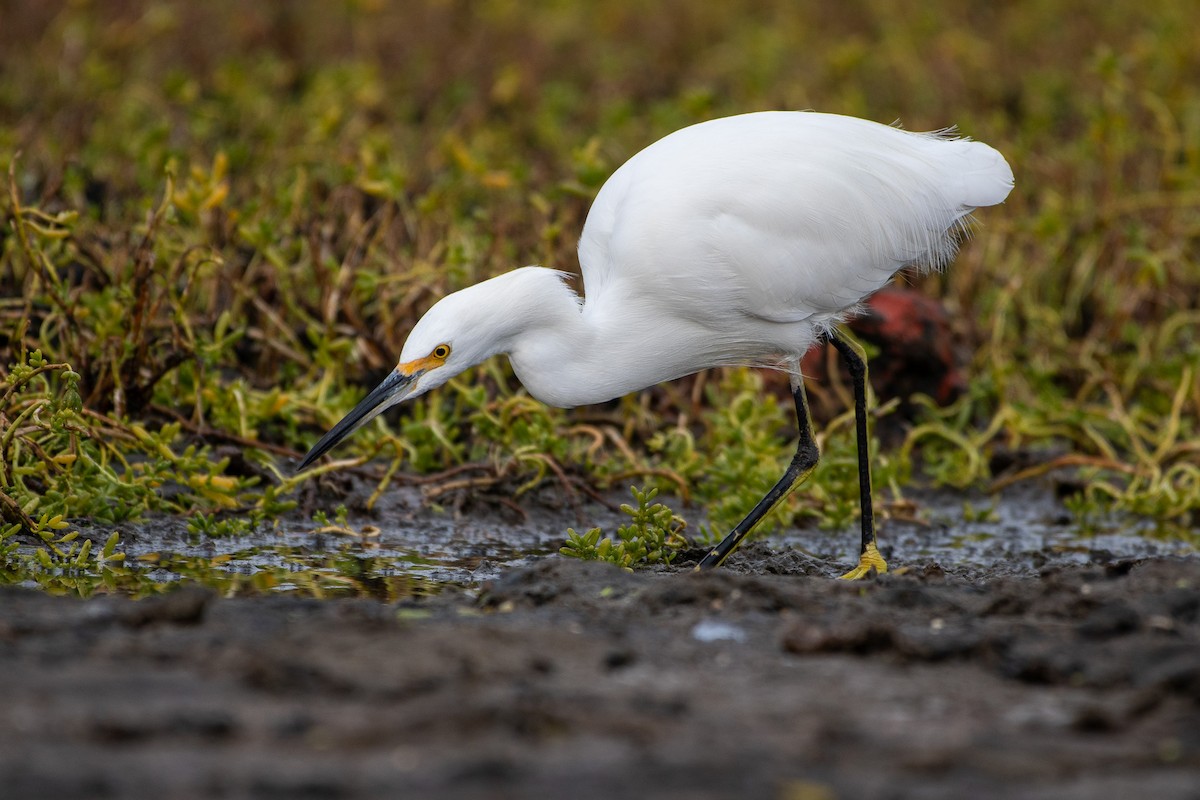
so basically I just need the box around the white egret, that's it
[299,111,1014,578]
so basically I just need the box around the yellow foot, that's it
[838,542,888,580]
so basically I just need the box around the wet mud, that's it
[62,481,1200,592]
[3,488,1199,798]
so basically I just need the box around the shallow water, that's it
[784,483,1199,579]
[35,482,1194,599]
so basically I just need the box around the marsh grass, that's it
[1,0,1198,587]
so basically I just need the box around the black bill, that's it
[297,369,418,471]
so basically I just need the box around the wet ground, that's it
[2,484,1199,798]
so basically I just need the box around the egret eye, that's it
[432,344,451,360]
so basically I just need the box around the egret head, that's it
[297,268,568,471]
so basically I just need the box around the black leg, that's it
[828,329,887,579]
[696,372,820,570]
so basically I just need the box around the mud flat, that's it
[2,501,1198,799]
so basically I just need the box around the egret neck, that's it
[468,267,705,408]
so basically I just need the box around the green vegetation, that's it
[1,1,1197,590]
[562,486,688,569]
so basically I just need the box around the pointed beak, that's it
[297,369,419,471]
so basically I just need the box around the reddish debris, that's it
[801,287,966,415]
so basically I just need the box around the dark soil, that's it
[2,543,1199,799]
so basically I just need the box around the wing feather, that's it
[579,111,1012,327]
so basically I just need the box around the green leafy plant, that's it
[562,487,688,569]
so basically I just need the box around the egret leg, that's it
[828,330,888,580]
[696,371,819,570]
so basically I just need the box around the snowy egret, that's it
[299,111,1013,578]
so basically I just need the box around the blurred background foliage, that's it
[1,0,1198,551]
